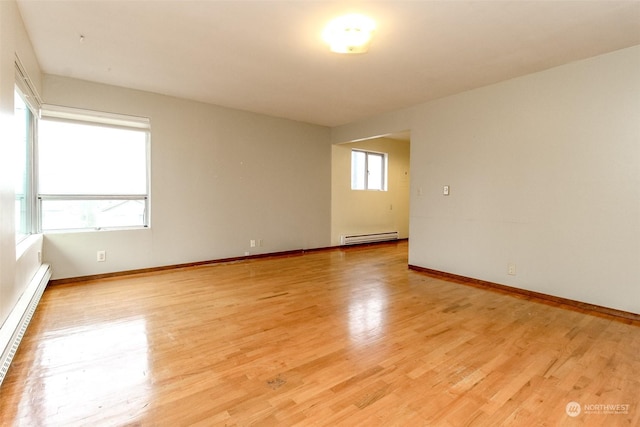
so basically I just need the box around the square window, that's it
[37,109,150,231]
[351,149,387,191]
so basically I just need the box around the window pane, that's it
[14,89,31,242]
[351,150,366,190]
[38,120,147,195]
[41,199,146,231]
[37,114,150,232]
[367,153,383,190]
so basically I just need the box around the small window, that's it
[351,149,387,191]
[37,107,150,231]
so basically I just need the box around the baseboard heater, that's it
[341,231,399,246]
[0,264,51,387]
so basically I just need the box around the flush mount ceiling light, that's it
[322,14,376,54]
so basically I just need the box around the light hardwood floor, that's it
[1,241,638,426]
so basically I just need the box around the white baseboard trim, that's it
[0,264,51,387]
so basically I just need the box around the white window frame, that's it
[351,149,388,191]
[13,87,35,243]
[37,105,151,232]
[14,56,41,243]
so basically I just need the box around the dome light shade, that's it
[322,14,376,54]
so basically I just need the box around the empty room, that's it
[1,1,639,425]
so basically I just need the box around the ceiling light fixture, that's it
[322,14,376,54]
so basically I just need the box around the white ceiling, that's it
[16,1,640,127]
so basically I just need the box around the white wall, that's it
[0,1,44,328]
[331,137,410,246]
[333,45,640,314]
[42,75,331,279]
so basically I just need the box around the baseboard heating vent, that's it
[341,231,399,246]
[0,264,51,388]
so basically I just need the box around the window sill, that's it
[42,226,150,235]
[16,234,43,262]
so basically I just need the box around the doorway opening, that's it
[330,131,411,246]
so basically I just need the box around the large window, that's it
[14,88,34,243]
[37,107,150,231]
[351,149,387,191]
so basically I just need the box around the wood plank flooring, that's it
[1,241,638,426]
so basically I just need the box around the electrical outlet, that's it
[97,250,106,262]
[258,239,263,247]
[443,185,450,196]
[250,240,256,248]
[508,263,516,276]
